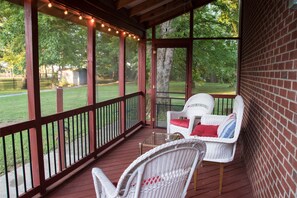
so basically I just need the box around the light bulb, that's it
[101,23,105,28]
[64,10,68,15]
[116,30,119,34]
[108,28,111,31]
[79,15,83,20]
[48,2,52,8]
[91,18,95,23]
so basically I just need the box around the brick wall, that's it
[241,0,297,197]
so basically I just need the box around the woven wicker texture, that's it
[92,139,206,198]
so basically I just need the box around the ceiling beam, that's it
[146,4,191,27]
[129,0,174,17]
[146,0,214,28]
[52,0,145,36]
[139,0,188,23]
[116,0,140,9]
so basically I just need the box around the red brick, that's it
[287,91,296,101]
[286,41,295,51]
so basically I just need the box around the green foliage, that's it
[0,0,25,75]
[96,31,119,80]
[38,13,87,69]
[125,37,138,82]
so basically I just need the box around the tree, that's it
[152,0,239,94]
[0,0,25,76]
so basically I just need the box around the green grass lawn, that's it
[0,82,234,125]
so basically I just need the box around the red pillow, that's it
[191,124,218,137]
[170,119,189,128]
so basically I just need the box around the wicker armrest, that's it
[201,114,227,125]
[92,168,117,197]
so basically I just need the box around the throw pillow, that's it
[170,119,189,128]
[191,124,218,137]
[218,113,236,138]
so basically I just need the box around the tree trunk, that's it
[156,21,174,102]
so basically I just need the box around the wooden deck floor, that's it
[45,128,253,198]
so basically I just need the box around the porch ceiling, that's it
[51,0,215,37]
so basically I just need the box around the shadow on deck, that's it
[45,128,253,198]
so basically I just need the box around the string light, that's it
[48,1,52,8]
[43,2,141,41]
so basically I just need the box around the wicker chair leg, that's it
[219,163,224,195]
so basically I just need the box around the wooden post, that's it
[87,20,96,152]
[187,10,194,100]
[56,87,65,170]
[119,32,126,134]
[24,0,45,194]
[151,26,156,128]
[138,39,146,124]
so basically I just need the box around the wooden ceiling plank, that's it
[129,0,174,17]
[146,6,190,27]
[53,0,145,36]
[116,0,139,10]
[146,0,215,28]
[139,0,186,23]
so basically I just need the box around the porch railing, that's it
[0,92,143,198]
[156,93,236,128]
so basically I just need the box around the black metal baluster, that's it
[12,133,19,197]
[45,124,51,177]
[27,130,34,188]
[84,112,87,156]
[221,98,225,115]
[67,117,71,165]
[105,106,109,142]
[20,131,27,192]
[100,107,103,146]
[117,102,119,135]
[63,119,67,168]
[51,122,57,174]
[76,115,79,159]
[108,104,111,139]
[72,116,76,162]
[87,112,90,154]
[2,137,10,197]
[80,113,83,157]
[96,109,99,148]
[57,121,62,171]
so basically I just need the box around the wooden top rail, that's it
[0,91,143,137]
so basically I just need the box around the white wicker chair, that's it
[167,93,215,138]
[92,139,206,198]
[193,95,245,194]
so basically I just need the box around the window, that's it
[38,12,87,116]
[156,13,190,39]
[0,0,27,126]
[125,37,138,94]
[192,40,238,95]
[193,0,239,38]
[96,31,119,102]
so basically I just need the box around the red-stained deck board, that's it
[45,128,253,198]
